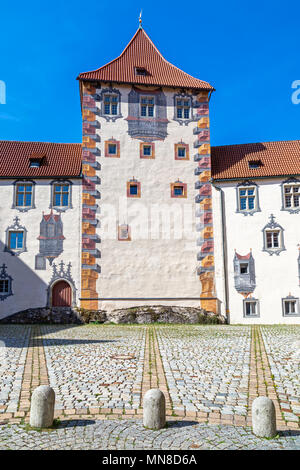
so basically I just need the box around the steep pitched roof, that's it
[78,28,214,91]
[211,140,300,180]
[0,141,82,178]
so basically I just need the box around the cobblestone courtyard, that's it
[0,324,299,450]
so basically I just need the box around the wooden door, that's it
[52,280,72,307]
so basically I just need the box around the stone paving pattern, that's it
[0,323,299,449]
[261,325,300,424]
[0,419,299,450]
[156,326,251,417]
[41,325,146,411]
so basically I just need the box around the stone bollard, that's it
[252,396,276,438]
[143,388,166,430]
[30,385,55,428]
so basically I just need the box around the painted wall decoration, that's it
[126,86,168,140]
[4,216,27,256]
[193,91,217,314]
[99,87,122,122]
[81,82,101,310]
[173,92,195,126]
[47,260,76,307]
[262,214,286,256]
[0,263,13,301]
[233,250,256,294]
[35,211,65,269]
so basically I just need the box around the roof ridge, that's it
[212,139,300,149]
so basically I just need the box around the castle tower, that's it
[78,26,217,313]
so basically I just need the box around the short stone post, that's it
[30,385,55,428]
[252,396,276,438]
[143,388,166,430]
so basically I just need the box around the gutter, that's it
[212,183,230,323]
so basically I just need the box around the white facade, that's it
[0,179,82,319]
[213,178,300,324]
[95,84,203,312]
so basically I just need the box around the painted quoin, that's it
[0,25,300,324]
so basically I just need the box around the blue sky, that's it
[0,0,299,146]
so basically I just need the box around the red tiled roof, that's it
[78,28,214,91]
[211,140,300,180]
[235,252,251,260]
[0,141,82,178]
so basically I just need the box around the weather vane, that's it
[139,10,142,28]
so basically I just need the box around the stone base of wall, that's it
[0,305,226,325]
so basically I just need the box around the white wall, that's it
[95,85,203,312]
[214,179,300,324]
[0,179,82,318]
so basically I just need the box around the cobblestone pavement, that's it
[0,325,31,414]
[41,325,146,411]
[0,419,299,450]
[0,323,299,445]
[261,326,300,424]
[156,326,251,416]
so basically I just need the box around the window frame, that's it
[0,263,13,301]
[173,93,194,125]
[127,180,141,198]
[236,180,261,216]
[174,143,189,161]
[281,178,300,214]
[170,181,187,198]
[105,139,120,158]
[262,214,285,256]
[100,88,122,122]
[4,216,27,256]
[140,142,155,159]
[118,223,131,241]
[49,179,73,212]
[282,296,300,317]
[12,179,36,212]
[140,96,155,118]
[243,298,260,318]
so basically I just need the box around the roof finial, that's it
[139,9,142,28]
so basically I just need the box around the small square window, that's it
[29,161,41,168]
[130,184,138,195]
[135,67,147,76]
[127,181,141,198]
[240,263,248,274]
[243,299,259,317]
[282,297,300,316]
[108,144,117,155]
[175,143,189,161]
[174,186,183,196]
[143,145,152,156]
[105,140,120,158]
[118,224,131,241]
[171,182,187,198]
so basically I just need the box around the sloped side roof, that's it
[211,140,300,180]
[78,28,214,91]
[0,141,82,178]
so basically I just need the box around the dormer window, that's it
[28,152,45,168]
[135,67,147,76]
[248,160,262,169]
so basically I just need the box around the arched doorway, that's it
[51,280,72,307]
